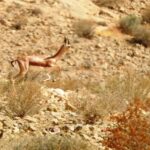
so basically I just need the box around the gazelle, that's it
[10,37,70,80]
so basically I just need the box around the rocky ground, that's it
[0,0,149,149]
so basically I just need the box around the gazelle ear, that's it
[64,37,67,44]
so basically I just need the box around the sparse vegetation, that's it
[119,14,150,47]
[0,0,150,149]
[132,26,150,47]
[102,99,150,150]
[142,6,150,23]
[74,19,95,39]
[46,78,84,91]
[12,135,97,150]
[69,90,102,124]
[5,81,43,118]
[119,14,142,34]
[69,73,150,123]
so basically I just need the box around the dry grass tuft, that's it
[102,99,150,150]
[69,90,102,124]
[119,14,141,34]
[74,19,96,39]
[69,73,150,123]
[12,135,97,150]
[103,73,150,102]
[5,81,43,118]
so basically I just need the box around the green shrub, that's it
[119,15,142,34]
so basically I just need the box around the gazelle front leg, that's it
[43,65,61,81]
[14,60,29,80]
[51,65,61,81]
[43,73,52,81]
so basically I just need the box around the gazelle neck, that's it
[45,45,67,60]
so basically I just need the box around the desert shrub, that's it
[5,81,43,117]
[29,7,43,16]
[132,26,150,47]
[69,87,128,124]
[74,19,95,39]
[142,6,150,23]
[93,0,123,8]
[69,91,103,124]
[102,99,150,150]
[119,14,142,34]
[12,135,97,150]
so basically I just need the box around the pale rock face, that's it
[59,0,99,19]
[45,88,71,98]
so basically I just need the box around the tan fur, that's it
[10,37,70,80]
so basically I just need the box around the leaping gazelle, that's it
[10,37,71,80]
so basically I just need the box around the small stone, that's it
[29,124,37,131]
[48,127,61,134]
[74,124,82,132]
[89,126,95,131]
[51,112,61,119]
[13,126,20,133]
[0,130,3,138]
[0,122,3,130]
[24,116,37,123]
[52,119,59,125]
[0,115,6,121]
[47,104,57,112]
[119,7,125,13]
[95,43,103,48]
[101,63,108,70]
[65,102,76,111]
[3,118,14,128]
[61,125,70,132]
[82,134,91,141]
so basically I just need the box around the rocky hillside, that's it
[0,0,149,149]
